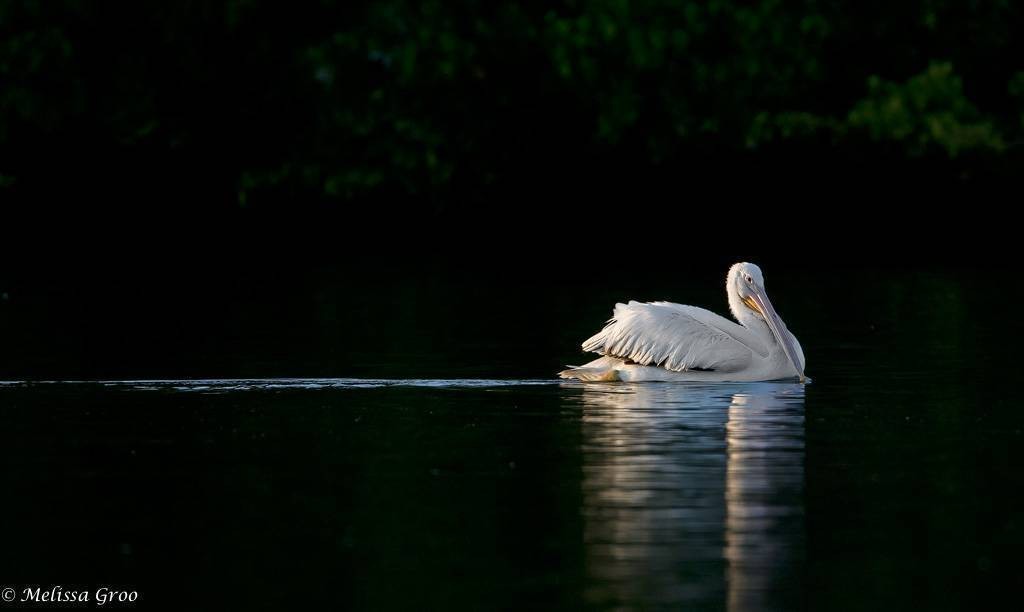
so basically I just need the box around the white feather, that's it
[581,301,769,373]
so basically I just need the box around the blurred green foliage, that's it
[848,62,1004,156]
[1,0,1021,201]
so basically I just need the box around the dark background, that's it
[3,0,1023,208]
[2,6,1023,609]
[3,6,1023,612]
[1,0,1020,379]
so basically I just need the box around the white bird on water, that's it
[559,263,806,383]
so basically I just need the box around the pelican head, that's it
[728,263,805,382]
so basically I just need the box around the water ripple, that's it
[0,378,562,392]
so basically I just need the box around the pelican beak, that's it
[745,288,805,383]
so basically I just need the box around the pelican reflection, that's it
[575,382,805,611]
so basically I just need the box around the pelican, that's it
[559,263,806,383]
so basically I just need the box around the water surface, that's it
[1,269,1021,610]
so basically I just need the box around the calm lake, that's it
[0,267,1021,610]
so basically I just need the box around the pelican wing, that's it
[581,301,768,373]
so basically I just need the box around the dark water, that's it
[1,268,1022,610]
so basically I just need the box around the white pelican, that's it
[559,263,806,383]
